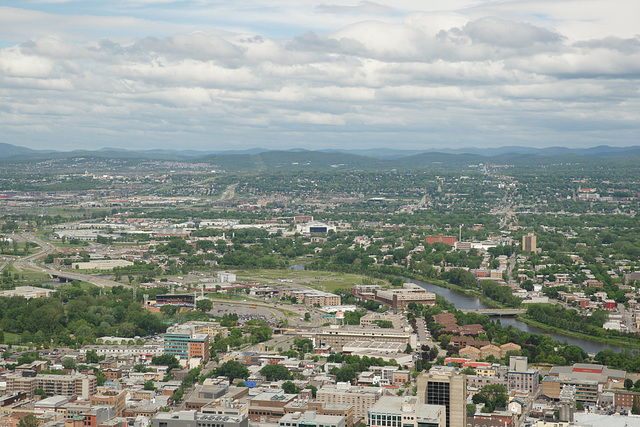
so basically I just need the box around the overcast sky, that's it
[1,0,639,151]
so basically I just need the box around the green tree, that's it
[160,305,179,317]
[260,364,292,381]
[625,378,633,390]
[93,368,106,386]
[305,385,317,398]
[282,380,300,394]
[151,355,180,370]
[18,415,39,427]
[472,384,508,413]
[374,320,393,328]
[334,365,357,383]
[62,358,77,370]
[211,361,250,382]
[85,349,101,364]
[294,339,314,353]
[144,380,156,391]
[196,299,213,312]
[250,325,273,344]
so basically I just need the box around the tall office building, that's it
[416,368,466,427]
[522,233,537,253]
[164,325,210,361]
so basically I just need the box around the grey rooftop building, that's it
[151,410,248,427]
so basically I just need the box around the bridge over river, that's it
[459,308,526,316]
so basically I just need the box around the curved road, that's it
[14,234,130,288]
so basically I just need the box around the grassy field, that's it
[206,292,262,302]
[235,269,387,292]
[2,332,22,344]
[4,263,52,282]
[49,241,90,248]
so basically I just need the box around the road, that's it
[218,183,237,201]
[517,386,541,427]
[13,233,130,288]
[506,252,517,284]
[175,359,218,410]
[0,257,11,273]
[416,318,429,346]
[618,303,636,333]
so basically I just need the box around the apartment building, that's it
[5,373,97,399]
[317,383,382,424]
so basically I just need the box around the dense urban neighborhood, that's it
[0,148,640,427]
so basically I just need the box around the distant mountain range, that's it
[1,142,639,171]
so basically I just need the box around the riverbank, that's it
[517,315,640,350]
[304,264,631,352]
[400,272,507,310]
[403,271,640,351]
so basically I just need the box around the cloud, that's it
[0,2,639,150]
[449,17,563,48]
[316,1,396,16]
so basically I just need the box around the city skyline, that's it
[1,0,639,151]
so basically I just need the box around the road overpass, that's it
[48,271,127,288]
[14,233,130,289]
[460,308,525,316]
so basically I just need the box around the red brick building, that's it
[425,235,457,246]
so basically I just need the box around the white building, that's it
[368,396,445,427]
[71,260,134,270]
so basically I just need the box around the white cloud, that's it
[0,1,639,150]
[316,1,397,16]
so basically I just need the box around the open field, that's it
[48,241,90,248]
[235,269,387,293]
[2,332,22,344]
[3,263,51,282]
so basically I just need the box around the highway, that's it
[13,233,130,288]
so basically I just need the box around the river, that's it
[411,278,622,354]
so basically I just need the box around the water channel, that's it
[411,278,622,354]
[287,263,622,353]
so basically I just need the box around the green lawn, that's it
[235,269,387,292]
[2,332,22,344]
[4,263,51,282]
[206,292,262,303]
[49,241,90,248]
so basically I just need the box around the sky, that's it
[0,0,639,152]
